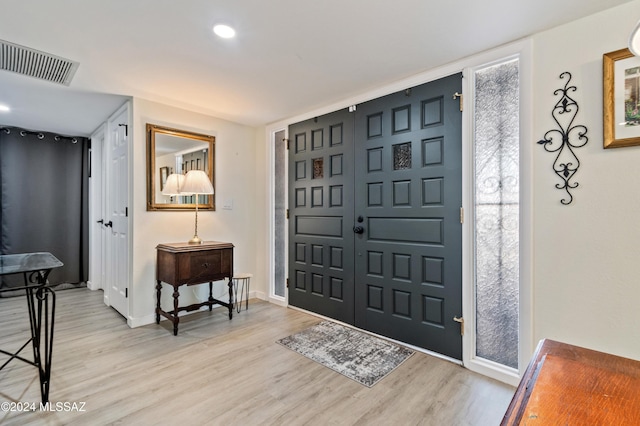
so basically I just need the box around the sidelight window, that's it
[473,58,520,369]
[274,129,287,298]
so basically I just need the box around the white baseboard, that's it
[129,314,156,328]
[86,280,101,291]
[267,295,287,307]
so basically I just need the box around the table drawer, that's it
[177,248,232,284]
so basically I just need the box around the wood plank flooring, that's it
[0,289,514,425]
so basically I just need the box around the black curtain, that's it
[0,127,89,294]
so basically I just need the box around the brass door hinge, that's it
[460,207,464,224]
[453,92,463,112]
[453,316,464,336]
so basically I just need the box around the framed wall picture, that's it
[603,48,640,148]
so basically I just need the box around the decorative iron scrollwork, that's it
[537,72,588,205]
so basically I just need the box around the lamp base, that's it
[188,235,203,244]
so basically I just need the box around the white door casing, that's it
[88,124,105,291]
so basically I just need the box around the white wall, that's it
[531,1,640,359]
[129,98,260,326]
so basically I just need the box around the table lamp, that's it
[161,173,185,199]
[181,170,214,244]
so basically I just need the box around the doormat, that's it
[276,320,414,387]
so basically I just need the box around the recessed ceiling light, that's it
[213,24,236,39]
[0,104,10,112]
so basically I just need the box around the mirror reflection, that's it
[146,124,215,210]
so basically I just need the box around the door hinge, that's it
[453,316,464,336]
[125,288,128,298]
[125,207,128,217]
[286,278,289,288]
[460,207,464,224]
[348,105,357,112]
[118,123,128,136]
[286,209,289,219]
[285,138,290,150]
[453,92,463,112]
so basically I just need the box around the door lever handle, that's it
[105,221,113,228]
[97,219,104,224]
[353,225,364,234]
[453,92,463,112]
[453,316,464,336]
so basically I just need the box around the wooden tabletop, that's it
[156,241,233,253]
[502,339,640,425]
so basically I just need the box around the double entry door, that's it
[288,73,463,359]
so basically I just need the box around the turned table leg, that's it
[155,280,162,324]
[227,277,234,320]
[208,281,214,311]
[172,287,180,336]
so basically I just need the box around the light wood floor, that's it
[0,288,514,425]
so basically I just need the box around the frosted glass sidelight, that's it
[274,130,287,297]
[474,59,519,369]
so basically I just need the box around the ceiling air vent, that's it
[0,39,79,86]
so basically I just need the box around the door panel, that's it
[288,74,463,359]
[354,74,463,359]
[288,109,355,323]
[106,104,129,318]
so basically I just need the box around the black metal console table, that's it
[0,252,62,403]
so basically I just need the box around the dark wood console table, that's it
[0,252,62,403]
[155,241,234,335]
[501,339,640,425]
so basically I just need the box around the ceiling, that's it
[0,0,635,136]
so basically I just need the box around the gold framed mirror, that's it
[146,123,215,211]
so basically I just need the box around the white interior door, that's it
[105,103,130,318]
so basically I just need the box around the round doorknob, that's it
[353,225,364,234]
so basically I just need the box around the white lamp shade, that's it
[630,20,640,56]
[162,173,185,196]
[181,170,214,195]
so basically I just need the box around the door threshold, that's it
[288,305,463,366]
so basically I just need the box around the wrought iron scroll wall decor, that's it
[537,72,588,205]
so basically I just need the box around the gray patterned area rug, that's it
[276,320,414,387]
